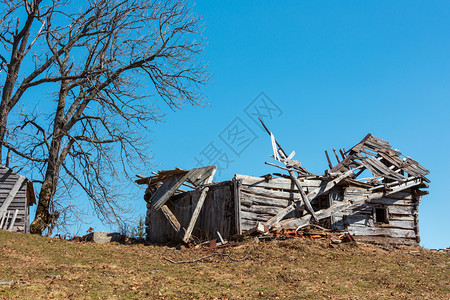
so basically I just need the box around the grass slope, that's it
[0,230,448,299]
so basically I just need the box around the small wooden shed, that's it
[0,165,36,232]
[138,134,429,246]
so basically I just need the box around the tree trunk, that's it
[0,106,9,160]
[29,178,53,235]
[29,143,61,235]
[30,78,68,235]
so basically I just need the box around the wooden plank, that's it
[367,197,416,206]
[240,186,301,201]
[0,176,26,219]
[160,205,184,237]
[386,178,422,195]
[2,211,11,229]
[187,166,216,186]
[234,179,242,235]
[241,204,284,216]
[387,205,415,215]
[325,150,333,169]
[263,168,356,229]
[235,174,322,190]
[332,148,341,163]
[264,204,296,227]
[7,209,19,231]
[240,192,292,208]
[343,214,373,227]
[308,167,360,200]
[388,215,415,221]
[151,172,189,210]
[0,211,6,229]
[353,235,418,246]
[276,214,312,230]
[347,227,416,239]
[277,191,384,230]
[286,169,318,222]
[182,167,217,243]
[241,211,272,223]
[330,153,356,173]
[386,219,416,229]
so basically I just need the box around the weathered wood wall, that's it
[332,186,420,245]
[0,166,29,232]
[146,181,234,243]
[235,175,323,232]
[145,174,421,246]
[235,175,420,245]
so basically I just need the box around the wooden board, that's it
[146,181,234,243]
[347,226,416,239]
[235,174,322,191]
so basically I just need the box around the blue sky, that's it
[146,1,450,249]
[26,1,449,249]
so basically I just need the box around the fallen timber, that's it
[137,124,429,246]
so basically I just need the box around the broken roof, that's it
[330,133,429,183]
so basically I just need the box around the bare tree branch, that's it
[4,0,208,235]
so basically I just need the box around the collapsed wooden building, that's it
[137,131,429,246]
[0,164,36,233]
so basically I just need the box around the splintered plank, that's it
[7,209,19,231]
[277,192,384,230]
[264,168,357,228]
[160,205,185,239]
[182,167,217,243]
[264,204,297,227]
[151,172,190,210]
[186,166,216,186]
[285,169,317,222]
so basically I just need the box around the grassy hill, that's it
[0,230,448,299]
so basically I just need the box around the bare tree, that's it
[0,0,49,158]
[5,0,208,235]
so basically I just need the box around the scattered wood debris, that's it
[137,121,429,247]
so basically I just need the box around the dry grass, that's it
[0,230,448,299]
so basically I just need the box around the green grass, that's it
[0,230,448,299]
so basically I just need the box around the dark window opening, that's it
[374,207,389,224]
[319,217,331,229]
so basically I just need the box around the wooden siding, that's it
[237,176,322,232]
[145,173,422,246]
[0,165,29,232]
[333,187,420,246]
[146,181,234,243]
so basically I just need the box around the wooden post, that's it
[325,150,333,169]
[160,205,186,240]
[265,167,359,228]
[0,211,6,229]
[333,148,341,163]
[264,203,296,227]
[339,149,346,160]
[182,167,217,243]
[3,211,11,230]
[287,169,318,222]
[7,209,19,231]
[258,117,317,223]
[233,179,242,235]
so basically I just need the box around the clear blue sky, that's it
[36,1,450,249]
